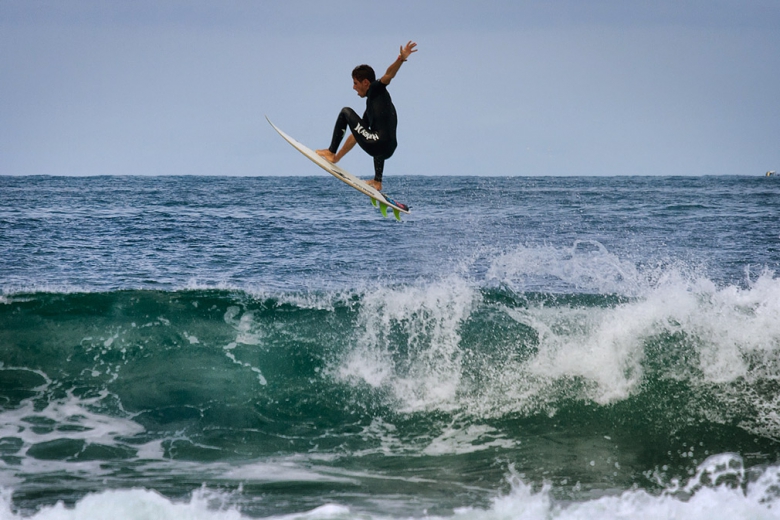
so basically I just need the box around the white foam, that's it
[467,267,780,417]
[220,460,358,484]
[422,424,517,456]
[333,245,780,431]
[178,280,249,293]
[0,382,158,485]
[273,288,359,312]
[223,307,263,346]
[335,276,477,412]
[3,455,779,520]
[222,307,267,385]
[451,455,780,520]
[0,283,95,297]
[0,487,245,520]
[352,417,517,458]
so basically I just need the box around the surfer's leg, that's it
[366,156,385,191]
[321,108,393,186]
[318,108,362,162]
[367,140,396,189]
[364,140,397,190]
[331,107,394,160]
[328,108,359,154]
[364,158,384,191]
[373,157,384,183]
[333,108,388,158]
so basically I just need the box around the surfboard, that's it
[266,117,410,221]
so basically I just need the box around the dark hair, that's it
[352,64,376,83]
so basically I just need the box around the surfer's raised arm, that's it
[380,41,417,85]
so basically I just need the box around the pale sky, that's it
[1,0,778,177]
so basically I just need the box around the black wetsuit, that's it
[327,80,398,182]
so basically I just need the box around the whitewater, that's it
[1,175,780,519]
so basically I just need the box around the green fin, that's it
[380,203,388,217]
[371,198,378,207]
[393,208,401,221]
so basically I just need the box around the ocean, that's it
[1,174,780,519]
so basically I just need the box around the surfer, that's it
[316,41,417,192]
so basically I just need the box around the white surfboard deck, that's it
[266,116,410,220]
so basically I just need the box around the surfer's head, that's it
[352,65,376,83]
[351,65,375,97]
[352,65,376,97]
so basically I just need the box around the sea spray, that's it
[334,277,477,412]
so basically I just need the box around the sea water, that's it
[1,175,780,519]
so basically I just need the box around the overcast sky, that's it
[1,0,778,177]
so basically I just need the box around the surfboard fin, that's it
[379,202,388,218]
[393,208,401,221]
[371,198,378,207]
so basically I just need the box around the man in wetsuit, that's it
[316,41,417,192]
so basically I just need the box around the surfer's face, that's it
[352,77,371,97]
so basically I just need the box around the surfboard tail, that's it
[381,194,410,213]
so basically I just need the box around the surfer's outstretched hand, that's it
[316,149,337,163]
[400,41,417,61]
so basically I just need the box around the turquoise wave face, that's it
[3,281,780,516]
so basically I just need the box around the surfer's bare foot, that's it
[316,149,337,163]
[366,180,382,191]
